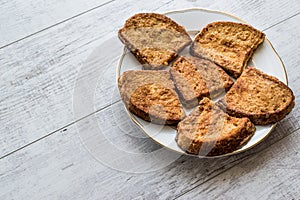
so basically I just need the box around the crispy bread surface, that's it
[176,98,255,156]
[191,21,265,78]
[218,67,295,125]
[170,56,233,107]
[118,70,185,124]
[119,13,192,69]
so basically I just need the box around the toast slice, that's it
[176,97,255,156]
[118,70,186,125]
[118,13,192,69]
[170,56,233,107]
[218,67,295,125]
[190,21,265,78]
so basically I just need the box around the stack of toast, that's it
[117,13,295,156]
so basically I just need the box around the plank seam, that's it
[173,127,300,199]
[1,5,299,161]
[263,11,300,31]
[1,4,299,50]
[0,0,116,49]
[0,99,121,160]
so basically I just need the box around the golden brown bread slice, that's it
[176,97,255,156]
[118,70,186,125]
[190,21,265,78]
[118,13,192,69]
[218,67,295,125]
[170,56,233,107]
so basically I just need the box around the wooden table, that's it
[1,0,299,199]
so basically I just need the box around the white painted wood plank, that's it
[0,1,298,199]
[0,100,298,199]
[1,0,300,158]
[2,14,300,192]
[188,0,300,31]
[0,0,194,157]
[176,13,300,198]
[177,129,300,200]
[0,0,299,199]
[0,0,115,47]
[1,0,299,48]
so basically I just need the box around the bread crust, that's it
[176,98,255,156]
[118,70,186,125]
[170,56,233,107]
[218,67,295,125]
[190,21,265,78]
[119,13,192,69]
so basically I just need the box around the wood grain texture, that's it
[1,0,299,48]
[0,0,194,157]
[1,0,300,158]
[177,129,300,200]
[0,0,115,47]
[176,13,300,199]
[0,100,298,199]
[0,0,300,199]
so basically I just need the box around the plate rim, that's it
[116,7,288,158]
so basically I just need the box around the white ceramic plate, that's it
[117,8,287,157]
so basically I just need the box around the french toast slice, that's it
[118,70,185,125]
[190,21,265,78]
[118,13,192,69]
[176,98,255,156]
[170,56,233,107]
[218,67,295,125]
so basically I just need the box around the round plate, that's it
[117,8,287,157]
